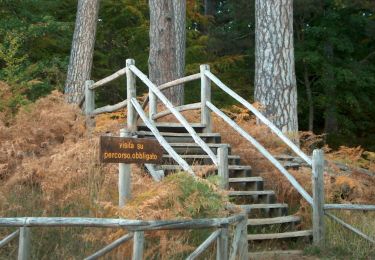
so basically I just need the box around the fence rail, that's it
[0,215,247,260]
[81,58,375,249]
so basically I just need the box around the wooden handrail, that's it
[205,70,312,166]
[324,204,375,211]
[85,233,134,260]
[130,97,194,175]
[91,99,127,115]
[206,101,313,205]
[186,229,221,260]
[0,216,245,229]
[140,73,201,116]
[152,102,201,120]
[90,68,126,90]
[325,212,375,244]
[0,229,19,248]
[129,65,218,166]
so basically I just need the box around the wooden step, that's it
[228,191,274,196]
[229,177,262,183]
[160,165,251,176]
[167,143,231,154]
[229,191,275,204]
[138,123,206,133]
[248,250,303,259]
[247,230,312,240]
[247,215,300,226]
[162,154,240,165]
[137,131,221,143]
[237,203,288,212]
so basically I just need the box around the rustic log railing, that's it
[0,215,248,260]
[83,59,375,246]
[201,69,375,246]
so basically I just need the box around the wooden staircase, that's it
[137,123,312,258]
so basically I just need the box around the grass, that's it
[304,211,375,259]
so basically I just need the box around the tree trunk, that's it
[323,42,338,134]
[148,0,185,106]
[64,0,100,104]
[204,0,217,16]
[254,0,299,135]
[304,64,314,132]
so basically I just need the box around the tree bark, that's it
[254,0,299,135]
[323,42,338,134]
[148,0,185,106]
[303,64,314,132]
[64,0,100,104]
[204,0,217,16]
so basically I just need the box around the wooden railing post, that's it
[218,144,229,189]
[18,227,30,260]
[312,149,325,246]
[132,231,144,260]
[119,128,132,207]
[126,59,137,132]
[216,226,228,260]
[238,214,248,260]
[200,64,212,133]
[85,80,95,127]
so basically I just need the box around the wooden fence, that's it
[83,58,375,245]
[0,215,247,260]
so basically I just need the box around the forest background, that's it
[0,0,375,151]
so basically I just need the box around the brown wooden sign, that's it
[99,136,163,164]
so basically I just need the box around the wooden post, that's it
[18,227,30,260]
[126,59,137,132]
[149,91,157,121]
[119,129,132,207]
[238,214,248,260]
[85,80,95,127]
[312,149,325,246]
[218,144,229,189]
[200,64,212,133]
[217,226,228,260]
[132,231,144,260]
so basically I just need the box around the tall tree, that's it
[148,0,186,106]
[254,0,298,134]
[64,0,100,104]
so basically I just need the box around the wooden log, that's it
[238,214,248,260]
[129,65,218,166]
[85,80,95,128]
[200,65,212,133]
[130,98,194,175]
[152,102,201,120]
[324,204,375,211]
[91,100,127,115]
[0,218,149,228]
[140,73,200,118]
[132,231,144,260]
[186,229,221,260]
[0,215,244,230]
[206,101,313,205]
[0,229,19,249]
[85,80,95,115]
[312,149,325,246]
[126,59,137,132]
[85,233,134,260]
[18,227,30,260]
[144,164,164,182]
[90,68,126,90]
[217,226,228,260]
[205,71,312,165]
[218,144,229,190]
[229,221,242,260]
[325,212,375,244]
[119,129,131,207]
